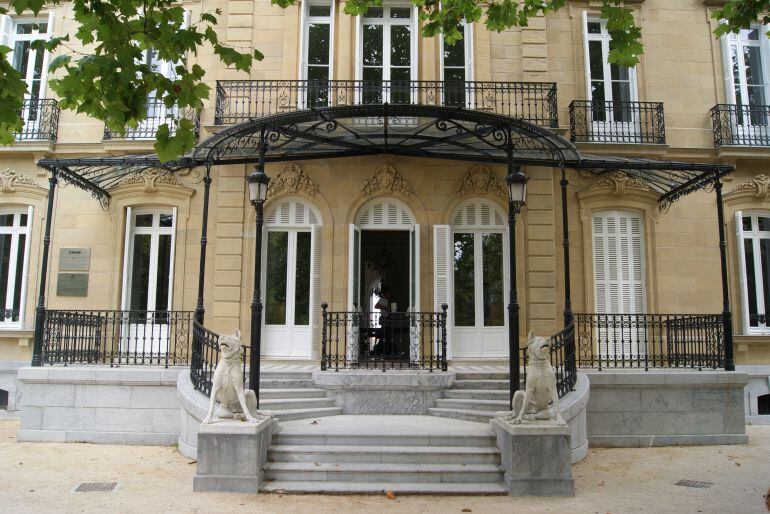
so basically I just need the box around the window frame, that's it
[735,211,770,335]
[439,22,473,106]
[723,25,770,109]
[300,0,335,82]
[0,206,33,329]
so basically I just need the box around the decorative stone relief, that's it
[591,171,650,196]
[0,168,40,193]
[730,174,770,199]
[267,163,319,198]
[455,165,506,198]
[361,164,413,196]
[495,331,566,426]
[117,169,183,193]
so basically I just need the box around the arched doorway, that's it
[261,198,322,359]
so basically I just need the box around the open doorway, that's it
[361,230,410,313]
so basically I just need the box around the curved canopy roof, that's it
[37,104,733,209]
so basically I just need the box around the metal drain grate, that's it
[675,479,713,489]
[74,482,118,493]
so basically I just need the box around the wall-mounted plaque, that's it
[59,248,91,271]
[56,273,89,297]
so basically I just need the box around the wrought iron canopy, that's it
[35,104,733,208]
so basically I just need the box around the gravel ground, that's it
[0,420,768,514]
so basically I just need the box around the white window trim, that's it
[581,12,639,106]
[1,14,54,100]
[299,0,335,82]
[721,24,770,107]
[355,3,419,86]
[0,206,33,329]
[735,211,770,335]
[439,22,473,83]
[121,207,176,313]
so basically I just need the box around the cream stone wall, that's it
[1,0,770,366]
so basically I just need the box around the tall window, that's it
[0,207,33,328]
[122,208,176,317]
[302,1,333,107]
[724,27,770,126]
[359,5,416,103]
[441,23,473,106]
[592,211,646,315]
[736,212,770,334]
[582,14,637,124]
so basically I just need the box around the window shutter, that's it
[433,225,452,354]
[0,15,12,48]
[720,33,736,104]
[310,224,322,353]
[593,215,607,313]
[121,207,133,310]
[580,11,592,101]
[166,207,177,310]
[40,11,55,98]
[20,206,34,328]
[735,211,749,334]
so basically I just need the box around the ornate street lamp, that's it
[506,166,528,409]
[247,165,270,407]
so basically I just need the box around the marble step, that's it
[443,389,510,401]
[428,407,498,423]
[434,398,509,412]
[454,372,510,381]
[260,398,336,411]
[259,371,314,380]
[271,407,342,421]
[257,378,316,389]
[263,462,504,483]
[267,445,501,464]
[260,388,328,399]
[272,431,498,448]
[260,480,508,495]
[452,379,509,390]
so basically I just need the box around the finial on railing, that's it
[441,303,448,313]
[321,301,328,312]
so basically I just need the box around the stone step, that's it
[259,371,314,380]
[260,388,328,399]
[267,445,501,464]
[272,431,498,448]
[454,372,509,381]
[260,480,508,495]
[263,462,504,484]
[257,378,316,389]
[434,398,509,412]
[428,407,498,423]
[260,398,337,410]
[271,407,342,422]
[452,379,509,390]
[443,389,509,401]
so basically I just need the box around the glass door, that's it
[10,19,49,134]
[360,6,415,104]
[727,28,770,139]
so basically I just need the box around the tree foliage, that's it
[0,0,767,160]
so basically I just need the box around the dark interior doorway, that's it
[360,230,410,312]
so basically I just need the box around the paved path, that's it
[0,419,768,513]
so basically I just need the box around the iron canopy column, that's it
[247,140,270,407]
[714,176,735,371]
[506,146,528,409]
[195,165,213,324]
[31,169,58,366]
[560,165,573,327]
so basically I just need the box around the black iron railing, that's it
[103,101,200,140]
[711,104,770,147]
[190,320,248,397]
[15,98,60,142]
[321,304,448,371]
[519,323,577,399]
[569,100,665,144]
[42,309,193,367]
[1,309,20,324]
[574,313,724,370]
[215,80,558,127]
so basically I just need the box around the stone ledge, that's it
[583,370,748,387]
[18,366,182,386]
[589,433,749,447]
[17,428,178,445]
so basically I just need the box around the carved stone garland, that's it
[0,168,40,193]
[591,171,650,196]
[455,165,506,198]
[267,163,319,198]
[361,164,413,196]
[117,169,184,193]
[730,174,770,199]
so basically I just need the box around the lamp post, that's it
[506,166,528,409]
[247,164,270,407]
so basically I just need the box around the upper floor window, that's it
[358,5,417,103]
[0,207,33,328]
[725,27,769,108]
[301,0,334,108]
[736,212,770,334]
[582,14,637,123]
[0,16,52,102]
[441,23,473,106]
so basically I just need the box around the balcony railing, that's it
[569,100,665,144]
[42,309,194,367]
[15,98,60,142]
[574,313,724,370]
[103,101,200,140]
[711,104,770,147]
[215,80,558,127]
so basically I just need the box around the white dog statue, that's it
[202,329,269,424]
[496,330,566,426]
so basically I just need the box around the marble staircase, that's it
[429,372,511,423]
[258,370,342,421]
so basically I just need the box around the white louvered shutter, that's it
[433,225,452,356]
[121,207,133,310]
[310,224,322,353]
[735,211,750,333]
[720,33,737,104]
[0,15,12,49]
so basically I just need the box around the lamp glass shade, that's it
[247,170,270,202]
[507,171,528,205]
